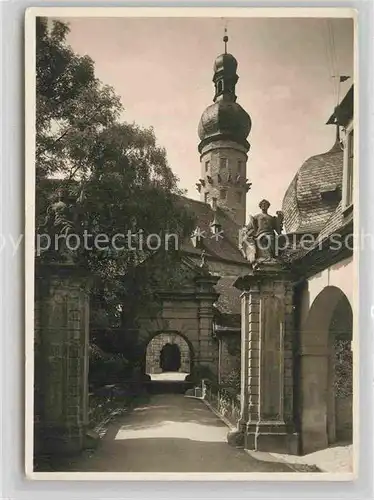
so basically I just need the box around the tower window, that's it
[217,80,223,93]
[236,191,242,203]
[220,189,227,200]
[205,160,210,172]
[237,160,243,173]
[220,158,228,169]
[204,193,209,203]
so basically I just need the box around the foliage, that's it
[334,339,353,398]
[189,364,218,384]
[89,349,131,387]
[88,393,130,429]
[222,367,241,394]
[36,18,196,353]
[225,336,241,358]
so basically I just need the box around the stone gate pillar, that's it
[35,263,90,455]
[229,265,299,453]
[195,273,219,377]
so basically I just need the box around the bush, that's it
[222,368,241,394]
[187,364,218,385]
[89,353,132,388]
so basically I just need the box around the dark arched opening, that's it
[160,343,181,372]
[144,332,192,382]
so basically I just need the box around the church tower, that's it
[196,33,252,227]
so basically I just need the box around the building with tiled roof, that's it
[282,137,343,234]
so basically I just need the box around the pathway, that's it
[63,394,295,473]
[149,372,188,381]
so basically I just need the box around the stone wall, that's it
[139,274,220,381]
[140,300,218,379]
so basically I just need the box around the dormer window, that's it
[320,184,341,203]
[204,192,209,203]
[342,122,354,212]
[205,160,210,172]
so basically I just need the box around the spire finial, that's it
[223,26,228,54]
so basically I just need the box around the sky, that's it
[59,15,354,215]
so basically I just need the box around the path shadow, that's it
[46,438,297,473]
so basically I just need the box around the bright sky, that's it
[60,15,353,215]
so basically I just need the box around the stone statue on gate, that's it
[239,199,284,266]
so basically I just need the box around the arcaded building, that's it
[281,85,354,453]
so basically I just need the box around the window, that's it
[237,160,243,173]
[205,160,210,172]
[236,191,242,203]
[220,189,227,200]
[220,157,228,169]
[204,193,209,203]
[343,123,354,210]
[217,80,223,93]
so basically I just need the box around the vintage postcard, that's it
[25,7,357,480]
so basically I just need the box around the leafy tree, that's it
[36,18,195,355]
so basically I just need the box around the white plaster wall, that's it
[300,256,354,330]
[308,256,353,306]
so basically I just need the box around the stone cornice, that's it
[233,264,295,291]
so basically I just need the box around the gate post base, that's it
[244,422,299,455]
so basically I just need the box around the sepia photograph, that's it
[25,8,356,478]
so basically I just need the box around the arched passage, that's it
[299,285,353,454]
[160,343,181,372]
[145,332,191,380]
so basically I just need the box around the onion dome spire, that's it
[198,30,251,152]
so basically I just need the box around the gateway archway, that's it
[299,286,353,453]
[145,332,191,381]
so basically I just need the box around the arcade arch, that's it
[299,286,353,453]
